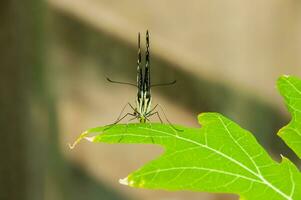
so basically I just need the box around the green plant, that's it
[70,75,301,200]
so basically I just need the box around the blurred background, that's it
[1,0,301,200]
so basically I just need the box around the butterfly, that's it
[106,30,177,127]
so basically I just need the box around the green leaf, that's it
[277,75,301,159]
[71,113,301,200]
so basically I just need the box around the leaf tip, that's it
[277,74,289,83]
[68,131,90,149]
[119,177,136,187]
[279,74,290,80]
[280,154,285,159]
[85,136,96,142]
[119,177,129,186]
[68,143,75,150]
[279,154,290,162]
[279,155,293,166]
[197,112,224,126]
[277,127,285,137]
[197,112,210,123]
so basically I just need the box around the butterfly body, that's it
[135,91,152,123]
[135,31,152,123]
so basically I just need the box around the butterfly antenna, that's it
[145,30,151,94]
[105,77,137,87]
[151,80,177,87]
[137,32,143,94]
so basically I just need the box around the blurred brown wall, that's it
[0,0,47,200]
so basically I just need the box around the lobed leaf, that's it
[70,75,301,200]
[71,113,301,200]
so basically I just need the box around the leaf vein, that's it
[135,166,263,184]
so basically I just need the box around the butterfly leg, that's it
[104,103,135,131]
[115,103,135,122]
[147,111,163,123]
[118,116,139,143]
[104,112,136,132]
[147,104,183,132]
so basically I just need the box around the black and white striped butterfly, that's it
[106,30,177,126]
